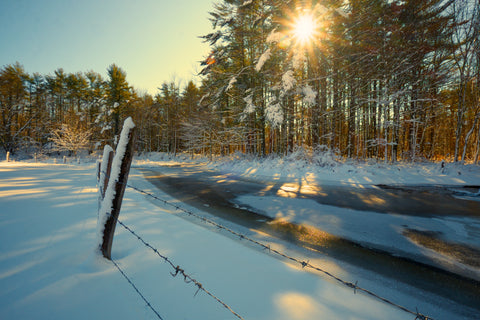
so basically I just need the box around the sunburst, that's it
[282,3,327,53]
[293,12,317,45]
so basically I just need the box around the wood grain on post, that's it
[101,126,135,260]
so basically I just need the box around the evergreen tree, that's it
[106,64,131,137]
[0,63,28,153]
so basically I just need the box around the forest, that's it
[1,0,479,163]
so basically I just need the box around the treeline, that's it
[1,0,479,163]
[0,63,203,156]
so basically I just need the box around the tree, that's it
[0,62,28,154]
[156,81,182,154]
[49,123,92,156]
[450,0,480,162]
[106,64,131,137]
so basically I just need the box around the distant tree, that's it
[450,0,480,162]
[85,70,106,130]
[65,72,88,115]
[106,64,131,137]
[25,72,50,152]
[0,62,28,154]
[182,81,201,117]
[156,81,182,154]
[45,68,67,122]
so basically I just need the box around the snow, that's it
[282,70,296,92]
[243,94,256,114]
[0,161,414,320]
[136,152,480,278]
[1,153,479,319]
[98,145,114,204]
[266,29,282,44]
[302,84,317,105]
[226,76,237,92]
[100,124,111,134]
[204,152,480,187]
[234,194,480,280]
[97,117,135,251]
[201,153,480,281]
[292,50,306,70]
[255,49,271,72]
[265,101,284,127]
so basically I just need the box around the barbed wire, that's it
[117,220,244,320]
[111,258,165,320]
[125,183,433,320]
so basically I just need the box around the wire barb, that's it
[415,308,429,320]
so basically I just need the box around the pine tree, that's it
[106,64,131,137]
[0,62,28,154]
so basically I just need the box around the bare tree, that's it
[50,123,92,156]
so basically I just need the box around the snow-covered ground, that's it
[1,154,479,319]
[134,150,480,187]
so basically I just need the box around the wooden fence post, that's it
[6,152,10,162]
[100,119,136,260]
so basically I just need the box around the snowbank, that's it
[134,151,480,187]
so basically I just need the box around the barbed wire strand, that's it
[111,258,165,320]
[117,220,244,320]
[125,183,432,320]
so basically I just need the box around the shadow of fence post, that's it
[98,119,136,260]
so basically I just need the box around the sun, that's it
[292,13,317,45]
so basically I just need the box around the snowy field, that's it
[1,155,479,319]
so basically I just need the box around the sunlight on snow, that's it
[0,188,47,198]
[275,292,323,319]
[72,188,98,194]
[358,194,387,205]
[0,246,45,263]
[0,258,49,281]
[0,181,37,188]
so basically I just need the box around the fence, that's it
[96,118,433,320]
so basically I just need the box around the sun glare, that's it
[293,13,316,44]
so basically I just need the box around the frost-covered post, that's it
[97,117,136,260]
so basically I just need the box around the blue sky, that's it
[0,0,214,94]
